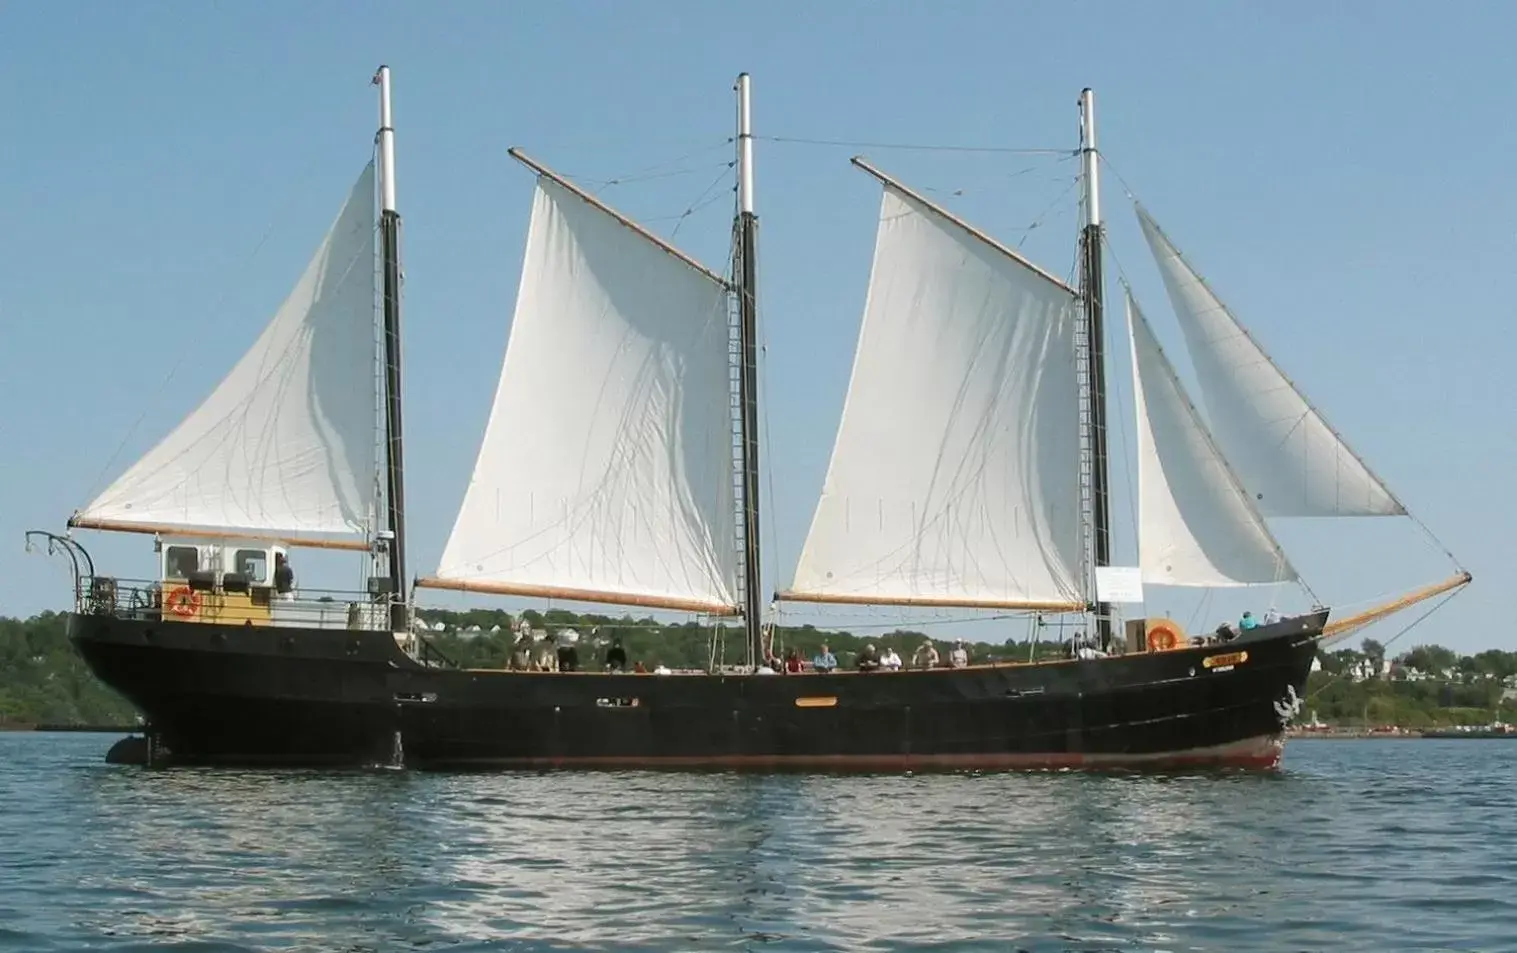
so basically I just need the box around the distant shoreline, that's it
[0,724,140,733]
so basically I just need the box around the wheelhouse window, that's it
[164,546,199,579]
[234,548,269,584]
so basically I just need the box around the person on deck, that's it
[784,649,804,673]
[604,639,627,672]
[857,644,881,672]
[557,639,580,673]
[1262,607,1282,625]
[1239,611,1258,631]
[881,646,902,671]
[1215,620,1238,643]
[510,632,533,671]
[812,644,837,673]
[948,640,969,668]
[273,553,295,600]
[535,634,559,672]
[912,640,939,669]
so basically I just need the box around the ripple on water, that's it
[0,734,1514,951]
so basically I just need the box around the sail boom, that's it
[775,589,1086,613]
[67,515,371,552]
[416,576,741,616]
[508,148,735,291]
[850,156,1078,297]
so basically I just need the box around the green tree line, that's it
[3,606,1513,729]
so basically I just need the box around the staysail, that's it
[781,163,1086,611]
[1127,291,1295,587]
[70,162,381,549]
[1135,205,1403,518]
[421,165,741,615]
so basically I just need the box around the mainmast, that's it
[734,73,764,668]
[1079,88,1114,651]
[374,65,409,632]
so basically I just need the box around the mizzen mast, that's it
[373,65,409,631]
[734,72,765,668]
[1079,88,1114,651]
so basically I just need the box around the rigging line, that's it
[670,163,736,239]
[1017,173,1080,251]
[579,139,734,189]
[1305,585,1467,703]
[756,134,1073,156]
[591,161,734,191]
[565,139,734,190]
[79,152,379,507]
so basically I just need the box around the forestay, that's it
[73,162,381,543]
[1127,292,1295,587]
[1135,205,1403,518]
[427,177,740,614]
[784,182,1086,610]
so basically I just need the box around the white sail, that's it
[73,163,380,543]
[428,176,740,614]
[1135,205,1403,518]
[784,181,1086,610]
[1127,292,1296,587]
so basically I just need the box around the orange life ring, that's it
[1146,625,1180,652]
[166,585,201,618]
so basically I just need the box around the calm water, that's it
[0,734,1513,951]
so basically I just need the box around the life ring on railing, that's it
[1146,624,1181,653]
[166,585,201,618]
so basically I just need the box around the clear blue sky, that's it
[2,2,1510,653]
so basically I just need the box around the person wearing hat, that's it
[949,639,969,668]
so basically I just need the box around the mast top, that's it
[373,65,397,214]
[736,73,754,215]
[1079,88,1100,229]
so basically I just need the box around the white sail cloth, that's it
[429,177,741,614]
[1127,292,1295,587]
[786,183,1086,609]
[75,162,381,542]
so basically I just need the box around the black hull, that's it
[68,611,1324,772]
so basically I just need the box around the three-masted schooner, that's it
[48,68,1469,770]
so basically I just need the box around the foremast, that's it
[374,65,409,631]
[733,73,765,669]
[1078,88,1114,650]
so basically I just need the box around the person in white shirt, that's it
[949,640,969,668]
[1262,607,1283,625]
[881,647,902,671]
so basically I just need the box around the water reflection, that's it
[1,734,1514,951]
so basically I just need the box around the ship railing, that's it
[76,576,399,632]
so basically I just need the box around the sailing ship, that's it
[47,68,1470,770]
